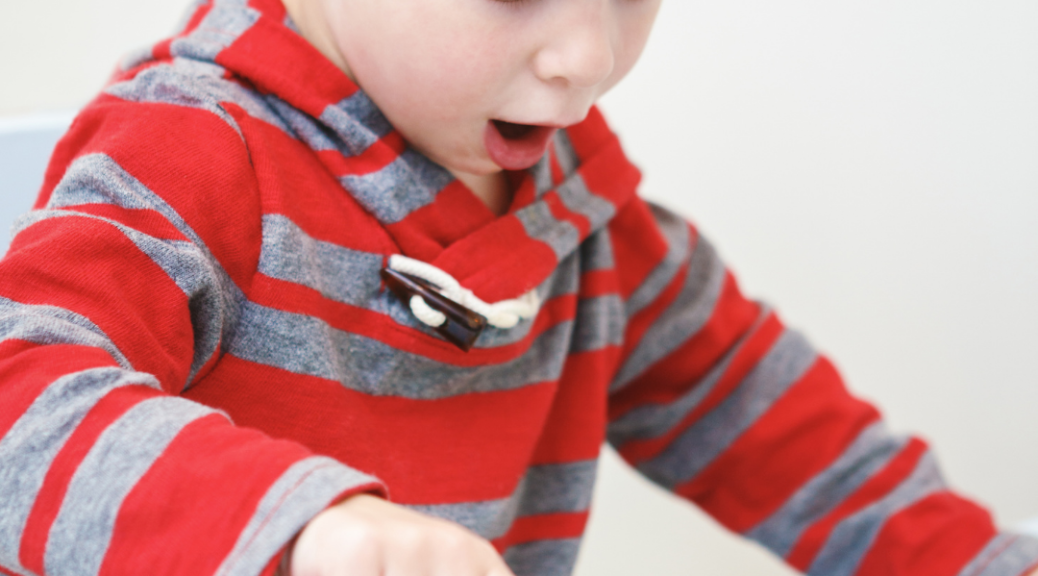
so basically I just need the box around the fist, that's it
[288,493,517,576]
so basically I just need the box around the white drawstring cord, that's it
[388,254,541,329]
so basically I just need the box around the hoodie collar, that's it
[162,0,641,302]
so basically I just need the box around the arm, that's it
[605,198,1038,576]
[0,98,384,576]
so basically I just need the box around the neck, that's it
[281,0,512,217]
[281,0,355,80]
[452,170,512,217]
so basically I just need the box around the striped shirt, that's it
[0,0,1035,575]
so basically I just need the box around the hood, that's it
[121,0,642,303]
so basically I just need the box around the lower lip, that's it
[483,121,558,171]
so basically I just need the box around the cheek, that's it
[602,3,662,93]
[353,24,506,123]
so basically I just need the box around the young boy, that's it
[0,1,1034,575]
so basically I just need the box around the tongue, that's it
[484,121,557,171]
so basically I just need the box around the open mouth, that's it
[484,120,558,171]
[492,120,538,140]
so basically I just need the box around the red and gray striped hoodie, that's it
[0,0,1034,575]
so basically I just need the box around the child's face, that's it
[313,0,662,175]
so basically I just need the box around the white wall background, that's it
[1,1,1036,575]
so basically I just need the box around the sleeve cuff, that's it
[217,456,386,576]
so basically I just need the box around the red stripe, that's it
[20,385,162,574]
[249,273,576,367]
[786,438,931,571]
[151,39,174,62]
[530,348,619,465]
[852,491,996,576]
[385,180,496,262]
[492,511,590,551]
[564,107,615,161]
[57,204,188,242]
[614,257,689,381]
[99,414,316,575]
[673,357,881,532]
[609,199,675,300]
[508,171,539,212]
[317,131,407,177]
[217,15,357,119]
[579,269,619,299]
[183,356,562,503]
[549,142,566,185]
[610,273,763,422]
[0,343,118,439]
[248,0,286,20]
[543,189,592,239]
[433,215,560,304]
[231,110,397,255]
[179,2,214,37]
[0,217,195,391]
[576,138,641,211]
[59,96,264,290]
[616,311,783,464]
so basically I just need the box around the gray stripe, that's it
[106,58,290,136]
[610,235,725,392]
[44,154,165,212]
[258,214,384,307]
[515,201,582,263]
[624,204,693,318]
[516,460,598,517]
[0,368,159,571]
[748,422,910,556]
[408,496,520,541]
[339,149,453,225]
[227,302,572,399]
[553,130,579,179]
[34,152,245,389]
[636,329,817,489]
[504,538,583,576]
[607,308,770,444]
[0,296,131,369]
[267,95,340,153]
[578,228,615,272]
[530,155,554,197]
[215,457,381,576]
[958,533,1038,576]
[320,91,394,155]
[169,0,260,63]
[17,209,225,383]
[407,460,597,540]
[570,295,625,353]
[259,213,590,352]
[472,255,580,350]
[555,174,616,233]
[45,397,218,576]
[807,451,946,576]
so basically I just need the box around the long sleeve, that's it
[0,97,384,576]
[605,198,1038,576]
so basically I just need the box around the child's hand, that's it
[289,493,517,576]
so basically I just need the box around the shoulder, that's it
[35,59,281,287]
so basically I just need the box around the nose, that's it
[532,0,617,89]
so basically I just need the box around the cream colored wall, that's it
[1,1,1036,575]
[0,0,187,115]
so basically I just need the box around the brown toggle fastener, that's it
[380,267,487,352]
